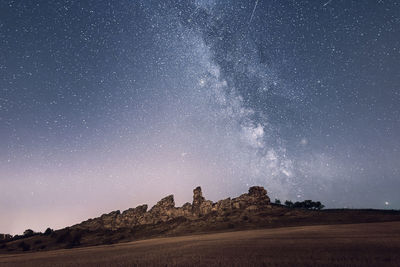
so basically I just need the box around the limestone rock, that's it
[147,195,176,223]
[248,186,267,198]
[72,185,272,231]
[150,195,175,212]
[179,202,193,217]
[199,200,213,215]
[214,198,232,214]
[228,186,271,213]
[120,204,148,227]
[100,210,121,230]
[192,186,205,214]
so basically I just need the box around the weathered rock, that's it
[230,186,271,212]
[249,186,271,206]
[101,210,121,230]
[245,205,258,211]
[182,202,192,211]
[120,204,148,227]
[150,195,175,212]
[192,186,205,214]
[177,202,193,217]
[72,185,272,231]
[147,195,176,223]
[248,186,268,198]
[214,198,232,215]
[199,200,213,215]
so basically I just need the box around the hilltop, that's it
[1,186,400,253]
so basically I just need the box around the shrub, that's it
[70,230,82,246]
[18,241,30,251]
[314,201,325,210]
[56,230,70,243]
[284,200,293,207]
[23,229,34,237]
[61,230,83,248]
[44,228,54,236]
[274,199,281,205]
[102,237,113,245]
[285,200,325,210]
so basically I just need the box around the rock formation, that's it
[192,186,205,214]
[73,186,271,231]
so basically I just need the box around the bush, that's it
[102,237,114,245]
[274,199,281,205]
[70,230,82,246]
[284,200,293,208]
[56,230,70,243]
[285,200,324,210]
[44,228,54,236]
[23,229,34,237]
[56,229,82,248]
[18,241,30,251]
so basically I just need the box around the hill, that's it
[1,222,400,266]
[1,186,400,253]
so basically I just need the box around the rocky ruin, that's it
[73,186,271,231]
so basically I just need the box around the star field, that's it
[0,0,399,234]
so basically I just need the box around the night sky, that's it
[1,0,399,234]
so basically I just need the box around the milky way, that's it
[1,0,399,234]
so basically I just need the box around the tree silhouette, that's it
[44,228,54,236]
[23,229,34,237]
[284,200,324,210]
[284,200,294,208]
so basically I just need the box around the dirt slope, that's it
[1,221,399,267]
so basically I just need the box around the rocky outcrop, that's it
[73,186,271,231]
[231,186,271,211]
[120,204,148,227]
[192,186,205,214]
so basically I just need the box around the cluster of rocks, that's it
[73,186,271,231]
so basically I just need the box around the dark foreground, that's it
[1,221,399,267]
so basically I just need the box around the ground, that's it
[0,221,399,266]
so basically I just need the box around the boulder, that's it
[101,210,121,230]
[120,204,148,227]
[147,195,176,223]
[248,186,268,198]
[150,195,175,213]
[192,186,205,214]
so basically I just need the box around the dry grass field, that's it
[1,221,399,267]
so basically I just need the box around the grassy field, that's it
[0,221,399,266]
